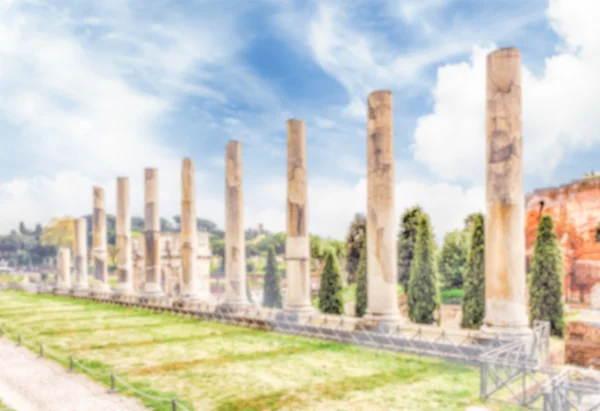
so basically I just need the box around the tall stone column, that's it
[222,141,248,308]
[92,186,110,292]
[483,47,529,334]
[284,119,313,314]
[143,168,164,298]
[115,177,135,296]
[365,90,400,325]
[55,247,71,295]
[180,158,201,300]
[72,217,89,296]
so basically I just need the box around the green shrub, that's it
[440,288,464,305]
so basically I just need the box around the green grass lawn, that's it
[0,291,522,411]
[0,398,14,411]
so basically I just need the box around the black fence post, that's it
[69,355,74,372]
[110,373,116,393]
[39,343,44,358]
[17,334,21,346]
[172,398,177,411]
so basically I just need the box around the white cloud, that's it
[413,0,600,183]
[0,1,253,232]
[243,175,483,245]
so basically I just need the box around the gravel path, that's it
[0,338,147,411]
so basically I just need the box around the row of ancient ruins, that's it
[52,47,530,334]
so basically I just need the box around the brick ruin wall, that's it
[526,177,600,303]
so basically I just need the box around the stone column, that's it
[180,158,201,300]
[72,217,89,295]
[55,247,71,295]
[196,231,212,299]
[284,119,313,314]
[483,47,529,334]
[115,177,135,296]
[142,168,164,298]
[365,90,400,325]
[92,186,110,292]
[222,141,248,308]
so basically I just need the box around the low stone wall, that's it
[565,317,600,369]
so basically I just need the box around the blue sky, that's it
[0,0,598,242]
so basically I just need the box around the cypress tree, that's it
[407,214,439,324]
[318,248,344,314]
[529,215,565,337]
[263,246,282,308]
[355,237,367,317]
[438,230,469,290]
[345,213,366,284]
[461,213,485,329]
[397,206,423,291]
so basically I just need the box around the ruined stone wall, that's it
[526,177,600,303]
[131,231,212,295]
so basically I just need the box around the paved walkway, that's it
[0,338,147,411]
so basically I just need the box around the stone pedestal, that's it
[114,177,136,297]
[481,47,530,336]
[221,141,249,310]
[92,186,111,293]
[55,247,71,295]
[284,119,314,317]
[363,90,401,327]
[143,168,164,298]
[72,217,89,296]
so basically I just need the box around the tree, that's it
[309,234,324,260]
[40,218,74,249]
[263,246,282,308]
[345,213,366,284]
[461,213,485,329]
[355,237,368,317]
[318,248,344,314]
[529,215,565,337]
[407,213,439,324]
[438,230,469,290]
[397,206,423,291]
[463,213,479,232]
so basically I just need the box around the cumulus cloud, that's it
[413,0,600,183]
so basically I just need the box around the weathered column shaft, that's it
[366,90,400,320]
[116,177,133,293]
[57,247,71,287]
[143,168,163,296]
[181,158,198,297]
[93,186,109,289]
[285,119,312,311]
[224,141,247,306]
[73,217,88,289]
[484,47,529,331]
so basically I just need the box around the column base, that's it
[142,282,165,298]
[279,304,316,322]
[216,299,251,314]
[358,311,403,332]
[54,284,71,296]
[72,284,90,297]
[480,324,533,340]
[113,285,137,297]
